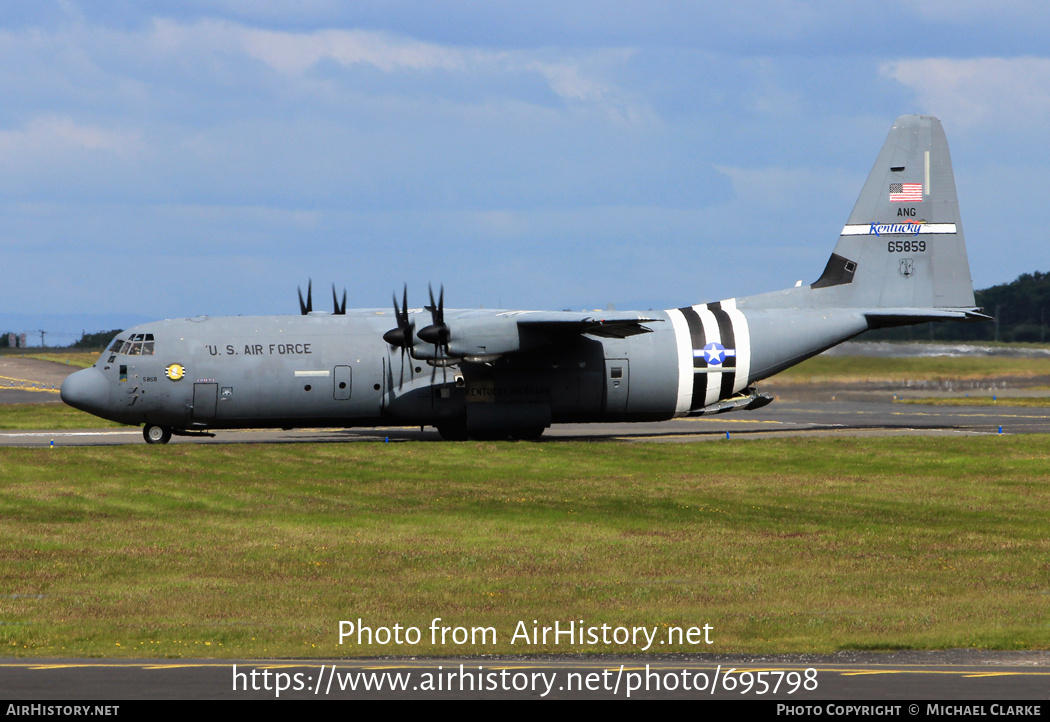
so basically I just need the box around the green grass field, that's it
[0,403,125,430]
[895,397,1050,407]
[1,352,100,368]
[773,355,1050,384]
[1,438,1047,658]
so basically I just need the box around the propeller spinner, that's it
[383,285,418,389]
[418,284,450,350]
[383,285,415,349]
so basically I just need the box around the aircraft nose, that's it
[60,367,111,416]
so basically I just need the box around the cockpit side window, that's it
[112,332,156,356]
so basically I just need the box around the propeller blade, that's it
[419,283,450,348]
[430,357,437,408]
[332,285,346,315]
[382,284,415,349]
[425,283,445,326]
[382,284,420,393]
[298,279,313,315]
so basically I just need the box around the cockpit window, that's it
[110,333,155,356]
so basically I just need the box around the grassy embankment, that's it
[0,438,1047,658]
[771,354,1050,385]
[0,350,115,429]
[0,351,99,368]
[895,397,1050,407]
[0,404,125,430]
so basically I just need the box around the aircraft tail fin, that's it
[812,115,976,311]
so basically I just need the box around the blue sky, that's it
[4,1,1049,341]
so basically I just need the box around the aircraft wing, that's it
[420,310,663,362]
[508,311,662,339]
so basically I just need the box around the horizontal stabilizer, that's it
[864,308,992,329]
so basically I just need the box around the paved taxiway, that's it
[2,651,1048,700]
[3,398,1049,447]
[4,356,1049,445]
[0,356,69,404]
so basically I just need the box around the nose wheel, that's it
[143,424,172,445]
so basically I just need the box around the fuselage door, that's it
[604,358,629,413]
[192,383,218,422]
[334,365,352,400]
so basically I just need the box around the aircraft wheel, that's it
[143,424,172,445]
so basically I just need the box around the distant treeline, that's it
[1,329,122,350]
[864,271,1049,343]
[72,329,123,349]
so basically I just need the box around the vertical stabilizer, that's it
[812,115,975,309]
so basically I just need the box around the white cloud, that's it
[525,59,611,103]
[145,18,466,76]
[239,26,465,74]
[0,116,142,157]
[882,57,1050,128]
[148,19,644,116]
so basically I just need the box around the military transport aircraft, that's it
[62,115,987,443]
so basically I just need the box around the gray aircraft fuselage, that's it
[61,115,986,442]
[63,303,752,431]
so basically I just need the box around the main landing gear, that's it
[143,424,172,445]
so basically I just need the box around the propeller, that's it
[419,283,450,405]
[332,284,347,315]
[299,280,347,315]
[381,283,454,401]
[382,285,416,388]
[297,279,313,315]
[383,285,415,349]
[418,284,450,349]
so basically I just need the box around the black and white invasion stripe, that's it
[666,298,751,415]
